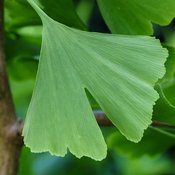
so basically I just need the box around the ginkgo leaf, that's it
[23,0,167,160]
[97,0,175,35]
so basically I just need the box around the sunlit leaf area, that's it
[3,0,175,174]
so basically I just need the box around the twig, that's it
[94,111,175,130]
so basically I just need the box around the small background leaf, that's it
[97,0,175,35]
[107,128,175,157]
[5,0,41,29]
[36,0,85,29]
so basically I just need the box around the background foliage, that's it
[4,0,175,174]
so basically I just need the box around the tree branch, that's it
[0,1,15,120]
[0,1,23,174]
[94,111,175,130]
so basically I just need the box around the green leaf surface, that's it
[107,128,175,158]
[35,0,85,29]
[23,0,167,160]
[5,0,41,29]
[5,0,85,30]
[97,0,175,35]
[8,56,38,80]
[76,0,94,25]
[154,78,175,122]
[163,46,175,80]
[6,36,40,80]
[153,46,175,122]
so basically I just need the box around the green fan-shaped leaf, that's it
[97,0,175,35]
[23,0,167,160]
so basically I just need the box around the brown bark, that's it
[0,120,23,175]
[0,0,23,174]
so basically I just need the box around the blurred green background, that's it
[4,0,175,174]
